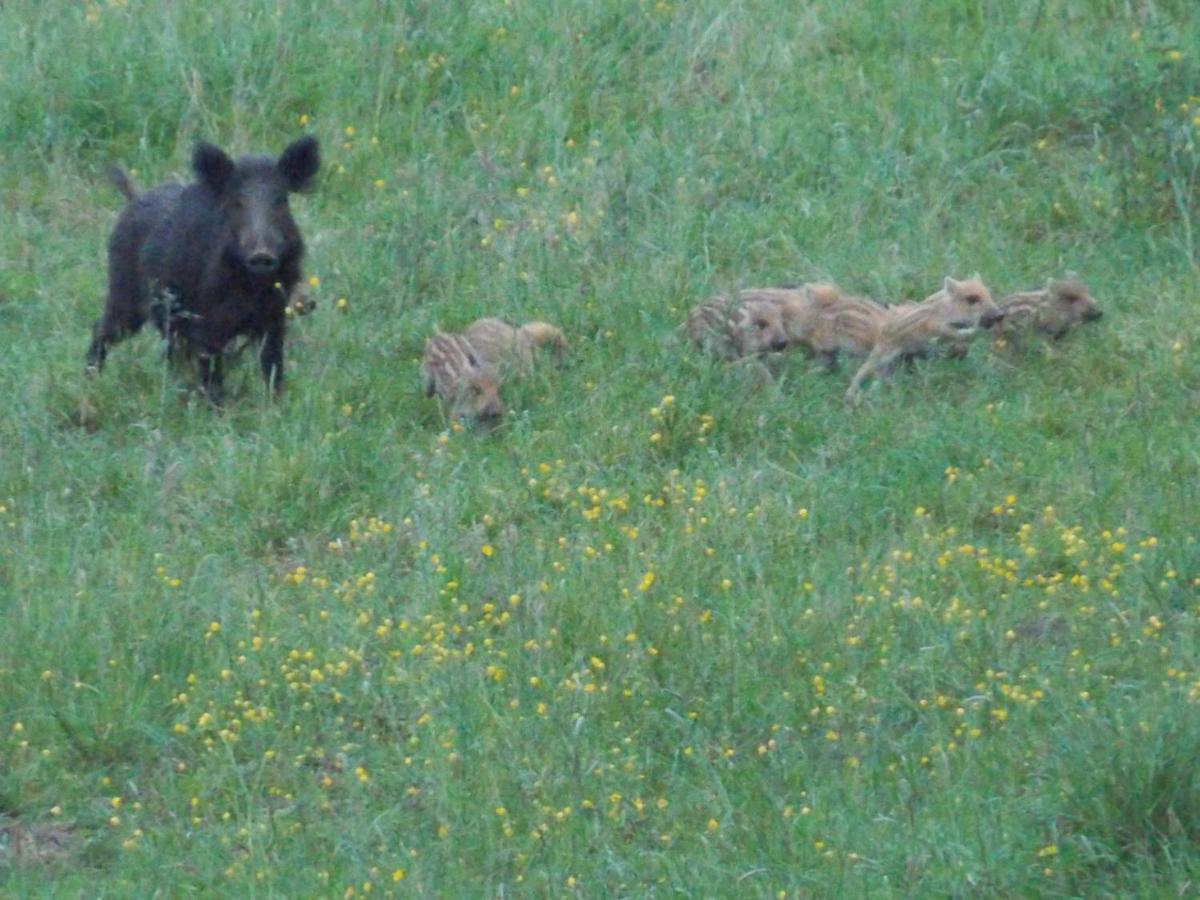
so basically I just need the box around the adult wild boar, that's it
[86,137,320,402]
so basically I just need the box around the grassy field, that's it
[2,0,1200,895]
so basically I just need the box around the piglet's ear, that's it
[943,276,959,293]
[278,136,320,192]
[193,142,235,194]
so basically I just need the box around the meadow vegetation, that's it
[2,0,1199,895]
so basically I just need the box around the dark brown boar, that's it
[86,137,320,402]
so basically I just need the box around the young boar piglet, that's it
[997,278,1102,344]
[749,283,891,370]
[462,317,568,379]
[737,285,835,350]
[422,331,505,427]
[685,294,790,360]
[845,275,1003,403]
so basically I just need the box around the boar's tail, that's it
[107,165,138,202]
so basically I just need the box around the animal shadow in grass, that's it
[68,329,302,433]
[0,815,81,871]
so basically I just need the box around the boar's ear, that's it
[943,276,959,293]
[278,136,320,192]
[193,142,235,194]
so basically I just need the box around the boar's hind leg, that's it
[85,318,114,373]
[86,276,148,373]
[87,223,152,372]
[196,352,226,405]
[259,322,285,396]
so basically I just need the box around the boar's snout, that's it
[246,250,280,276]
[981,310,1004,329]
[770,336,789,352]
[1084,308,1103,323]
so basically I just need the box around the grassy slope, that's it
[2,0,1199,895]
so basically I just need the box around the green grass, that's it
[2,0,1200,895]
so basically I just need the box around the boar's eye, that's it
[754,318,770,329]
[964,294,981,305]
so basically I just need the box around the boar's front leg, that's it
[260,320,285,396]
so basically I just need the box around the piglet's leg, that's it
[846,345,898,404]
[813,350,839,373]
[944,343,969,361]
[845,351,880,403]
